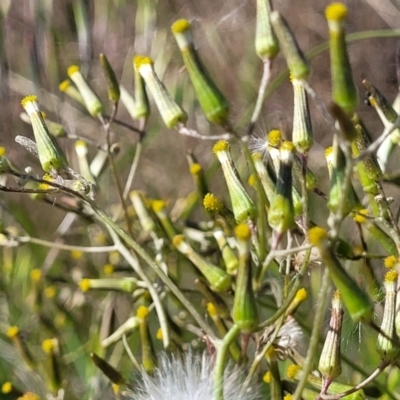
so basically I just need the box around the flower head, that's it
[128,351,258,400]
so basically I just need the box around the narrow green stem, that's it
[214,324,241,400]
[292,268,331,400]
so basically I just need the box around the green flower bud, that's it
[189,161,208,201]
[326,3,358,115]
[196,280,231,319]
[151,199,178,241]
[20,95,67,174]
[324,137,360,216]
[318,291,343,389]
[267,132,303,216]
[232,223,259,332]
[255,0,279,60]
[173,234,232,292]
[377,270,398,361]
[353,210,398,256]
[268,141,296,236]
[129,191,156,233]
[213,141,256,222]
[99,53,120,102]
[67,65,104,117]
[171,19,229,125]
[137,306,157,373]
[79,277,138,293]
[292,77,313,154]
[351,116,381,195]
[252,152,275,205]
[270,11,310,80]
[101,316,141,347]
[134,55,187,128]
[41,338,62,392]
[75,140,96,184]
[308,227,374,323]
[213,228,239,275]
[59,79,85,106]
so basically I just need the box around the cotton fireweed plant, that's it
[1,2,400,400]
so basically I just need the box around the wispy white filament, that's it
[128,351,258,400]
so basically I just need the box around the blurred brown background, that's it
[0,0,399,232]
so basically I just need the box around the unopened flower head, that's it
[318,290,343,384]
[268,141,295,237]
[59,79,85,105]
[232,223,259,331]
[21,95,67,174]
[308,226,374,323]
[67,65,104,117]
[378,270,398,361]
[173,234,232,292]
[325,136,359,216]
[255,0,279,60]
[171,19,229,125]
[270,11,310,80]
[325,3,358,114]
[213,141,256,223]
[291,77,313,154]
[134,55,187,128]
[99,53,120,102]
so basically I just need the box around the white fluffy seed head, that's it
[127,351,259,400]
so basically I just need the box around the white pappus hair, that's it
[127,351,258,400]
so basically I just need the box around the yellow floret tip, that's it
[41,338,54,353]
[21,95,38,108]
[59,80,71,91]
[79,279,91,292]
[281,141,296,152]
[295,287,307,302]
[44,286,57,298]
[248,174,256,187]
[156,328,163,340]
[263,371,271,383]
[151,199,166,213]
[353,209,368,224]
[267,130,282,147]
[18,393,40,400]
[1,382,12,394]
[284,395,293,400]
[287,364,302,380]
[190,163,202,175]
[308,226,328,246]
[385,270,398,282]
[136,305,150,319]
[67,65,80,76]
[206,302,218,317]
[7,326,19,338]
[325,3,348,21]
[71,250,83,260]
[103,263,114,275]
[384,255,398,269]
[134,55,153,70]
[0,146,5,156]
[30,268,42,282]
[203,193,223,212]
[213,140,230,154]
[171,19,191,34]
[172,234,185,247]
[324,146,333,158]
[235,223,251,241]
[252,152,262,161]
[332,290,341,301]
